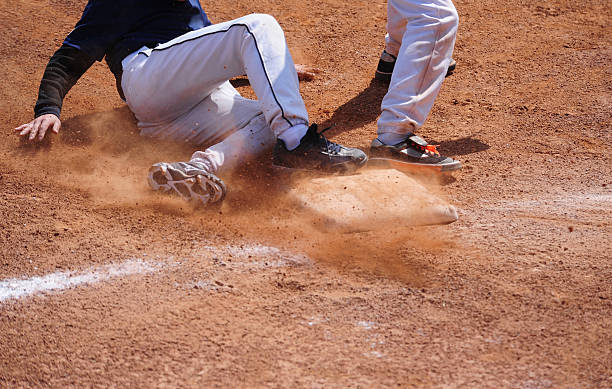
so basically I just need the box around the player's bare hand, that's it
[295,64,320,82]
[15,114,61,142]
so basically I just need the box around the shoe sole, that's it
[273,158,368,174]
[272,152,368,174]
[368,157,462,173]
[148,163,226,205]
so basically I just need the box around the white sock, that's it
[278,124,308,151]
[190,150,220,174]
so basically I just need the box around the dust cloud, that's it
[10,107,456,285]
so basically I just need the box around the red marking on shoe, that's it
[424,144,440,156]
[413,143,440,156]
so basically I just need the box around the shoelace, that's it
[317,126,342,155]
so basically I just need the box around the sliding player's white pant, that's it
[121,13,309,175]
[378,0,458,137]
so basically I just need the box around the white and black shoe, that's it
[273,124,368,173]
[148,161,226,206]
[375,50,457,81]
[370,134,461,172]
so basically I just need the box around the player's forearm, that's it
[34,44,95,118]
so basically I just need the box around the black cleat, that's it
[375,50,397,81]
[148,161,226,206]
[446,58,457,76]
[369,134,461,172]
[273,124,367,173]
[375,50,457,81]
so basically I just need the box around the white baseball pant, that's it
[120,14,309,175]
[378,0,458,140]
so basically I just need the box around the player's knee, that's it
[244,13,282,34]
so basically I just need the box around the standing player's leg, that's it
[373,0,406,81]
[370,0,461,172]
[376,0,456,81]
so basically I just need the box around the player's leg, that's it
[385,0,407,60]
[376,0,456,81]
[141,78,364,206]
[145,80,366,206]
[381,0,458,133]
[146,115,274,207]
[145,81,275,205]
[189,113,273,177]
[371,0,461,172]
[134,80,263,147]
[123,13,366,178]
[123,14,303,148]
[151,82,275,175]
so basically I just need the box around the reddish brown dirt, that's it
[1,0,611,387]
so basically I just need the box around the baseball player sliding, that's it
[15,0,367,206]
[370,0,461,171]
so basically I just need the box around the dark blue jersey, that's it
[35,0,212,117]
[64,0,211,76]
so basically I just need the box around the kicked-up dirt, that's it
[0,0,611,387]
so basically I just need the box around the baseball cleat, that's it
[446,58,457,76]
[148,161,226,206]
[375,50,397,81]
[375,50,457,81]
[273,124,367,173]
[369,135,461,172]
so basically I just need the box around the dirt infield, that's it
[1,0,611,387]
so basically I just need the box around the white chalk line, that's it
[1,244,310,304]
[0,259,162,303]
[492,193,612,213]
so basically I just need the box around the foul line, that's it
[0,260,162,303]
[0,244,311,304]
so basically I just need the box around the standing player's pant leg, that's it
[378,0,458,137]
[121,13,309,149]
[384,0,407,57]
